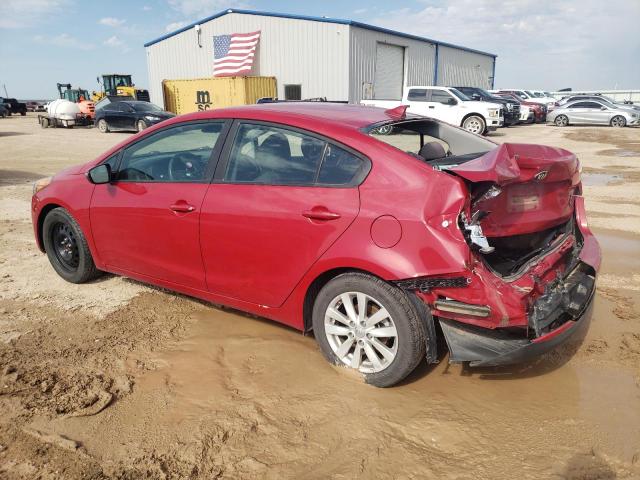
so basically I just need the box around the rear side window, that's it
[317,144,363,185]
[407,89,428,101]
[225,124,325,185]
[223,123,367,187]
[117,122,223,182]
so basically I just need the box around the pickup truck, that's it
[453,86,521,126]
[361,86,503,135]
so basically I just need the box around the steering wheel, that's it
[119,167,154,181]
[168,152,202,181]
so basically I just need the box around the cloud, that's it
[165,21,187,33]
[33,33,95,50]
[0,0,68,28]
[103,35,131,53]
[365,0,640,90]
[142,5,152,11]
[167,0,247,17]
[99,17,126,27]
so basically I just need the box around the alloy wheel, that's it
[555,115,568,127]
[324,291,398,374]
[610,116,626,128]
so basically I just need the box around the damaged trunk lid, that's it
[451,143,580,238]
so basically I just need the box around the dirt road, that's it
[1,114,639,479]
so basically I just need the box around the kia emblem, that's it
[534,170,548,181]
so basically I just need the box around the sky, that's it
[1,0,638,100]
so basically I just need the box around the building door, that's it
[374,43,405,100]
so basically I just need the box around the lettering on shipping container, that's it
[196,91,212,111]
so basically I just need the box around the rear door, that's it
[90,120,228,289]
[200,121,366,307]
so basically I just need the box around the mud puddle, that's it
[30,292,638,479]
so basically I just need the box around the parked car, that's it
[0,97,27,116]
[493,90,557,110]
[494,92,547,123]
[94,101,175,133]
[558,95,640,113]
[31,103,599,387]
[548,99,638,127]
[452,86,521,126]
[362,86,503,135]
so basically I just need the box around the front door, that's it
[90,120,228,290]
[200,121,365,307]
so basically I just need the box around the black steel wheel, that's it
[42,207,102,283]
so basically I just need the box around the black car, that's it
[452,87,521,126]
[95,101,175,133]
[0,97,27,116]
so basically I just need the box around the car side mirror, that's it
[87,164,112,184]
[446,98,457,106]
[472,94,481,100]
[600,106,607,110]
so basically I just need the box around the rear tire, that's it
[610,115,626,128]
[312,272,427,387]
[42,208,102,284]
[98,118,109,133]
[555,115,569,127]
[373,124,393,135]
[462,115,486,135]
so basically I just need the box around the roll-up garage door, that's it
[374,43,405,100]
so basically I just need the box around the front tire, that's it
[610,115,626,128]
[555,115,569,127]
[42,208,102,284]
[462,115,486,135]
[312,272,427,387]
[137,119,147,132]
[97,118,109,133]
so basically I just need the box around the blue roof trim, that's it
[143,8,497,58]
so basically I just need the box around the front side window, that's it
[225,124,325,185]
[117,122,223,182]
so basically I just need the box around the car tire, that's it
[20,111,26,116]
[610,115,626,128]
[312,272,427,387]
[554,115,569,127]
[40,117,50,128]
[462,115,486,135]
[137,119,147,132]
[98,118,109,133]
[42,207,102,284]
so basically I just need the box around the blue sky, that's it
[1,0,638,100]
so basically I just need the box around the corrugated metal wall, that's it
[146,13,350,107]
[349,26,436,103]
[436,45,494,89]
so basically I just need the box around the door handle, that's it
[302,208,341,221]
[428,106,435,109]
[170,203,195,213]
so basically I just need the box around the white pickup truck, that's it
[361,86,503,135]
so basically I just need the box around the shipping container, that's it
[162,76,277,114]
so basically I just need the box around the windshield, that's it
[449,88,472,101]
[132,102,162,112]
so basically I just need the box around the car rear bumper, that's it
[439,261,596,367]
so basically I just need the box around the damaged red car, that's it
[31,103,600,387]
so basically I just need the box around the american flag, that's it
[213,31,261,77]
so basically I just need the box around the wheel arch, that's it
[301,266,438,363]
[36,202,64,252]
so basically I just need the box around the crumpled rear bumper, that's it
[439,262,596,367]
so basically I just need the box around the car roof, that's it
[175,103,396,130]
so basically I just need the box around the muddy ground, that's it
[0,114,639,479]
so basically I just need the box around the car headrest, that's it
[258,132,291,159]
[418,142,446,161]
[301,136,324,160]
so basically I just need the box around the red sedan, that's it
[31,103,600,387]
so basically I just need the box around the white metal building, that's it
[144,9,497,107]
